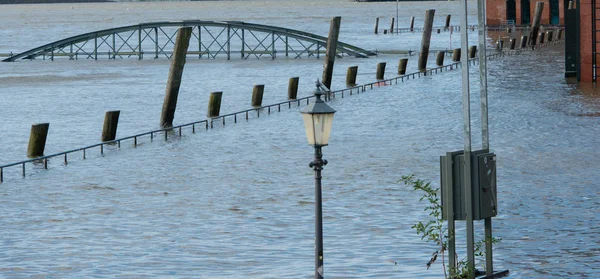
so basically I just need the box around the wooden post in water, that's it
[452,48,461,62]
[499,39,505,49]
[528,2,544,48]
[409,16,415,32]
[468,45,477,59]
[398,58,409,75]
[101,110,120,142]
[252,85,265,108]
[160,27,192,128]
[521,35,528,48]
[322,16,341,91]
[374,17,379,34]
[547,30,553,42]
[568,0,574,9]
[445,14,451,30]
[27,123,49,158]
[558,29,563,40]
[390,18,395,33]
[383,30,388,34]
[418,9,435,72]
[539,31,545,44]
[346,66,358,86]
[510,38,517,49]
[436,51,445,66]
[288,77,299,100]
[207,92,223,117]
[376,62,386,80]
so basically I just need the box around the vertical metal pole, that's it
[227,25,231,60]
[198,26,202,59]
[311,145,325,279]
[94,36,98,60]
[477,0,493,275]
[272,31,276,59]
[459,0,475,277]
[446,153,456,278]
[155,27,159,59]
[112,33,116,59]
[241,29,245,58]
[396,0,399,33]
[286,36,289,57]
[138,26,143,60]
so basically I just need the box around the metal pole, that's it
[310,146,325,279]
[396,0,399,33]
[459,0,475,277]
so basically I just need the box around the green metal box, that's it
[440,150,498,221]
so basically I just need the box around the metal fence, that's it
[0,49,542,183]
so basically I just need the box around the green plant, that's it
[400,175,501,279]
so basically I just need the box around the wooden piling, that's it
[409,16,415,32]
[390,18,395,33]
[452,48,461,62]
[376,62,386,80]
[346,66,358,86]
[322,16,341,91]
[468,45,477,59]
[398,58,409,75]
[547,30,553,42]
[418,9,435,72]
[539,31,545,44]
[207,91,223,117]
[558,29,563,40]
[521,35,528,48]
[27,123,49,158]
[568,0,574,9]
[160,27,193,128]
[445,14,451,30]
[528,2,544,48]
[374,17,379,34]
[288,77,299,100]
[383,30,388,34]
[436,51,445,66]
[499,39,505,49]
[252,85,264,108]
[101,110,120,142]
[510,38,517,49]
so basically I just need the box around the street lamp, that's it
[301,80,336,279]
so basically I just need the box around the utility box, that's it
[440,150,498,221]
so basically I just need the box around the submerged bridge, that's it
[2,20,376,62]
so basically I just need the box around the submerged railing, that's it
[2,47,559,183]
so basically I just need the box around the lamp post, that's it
[301,80,336,279]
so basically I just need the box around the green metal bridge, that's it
[2,20,376,62]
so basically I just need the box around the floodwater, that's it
[0,1,599,278]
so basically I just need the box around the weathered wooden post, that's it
[398,58,409,75]
[547,30,553,42]
[409,16,415,32]
[468,45,477,58]
[436,51,445,66]
[521,35,528,48]
[346,66,358,86]
[376,62,386,80]
[288,77,299,100]
[390,18,395,33]
[322,16,341,91]
[252,85,264,107]
[445,14,451,30]
[558,29,563,40]
[539,31,545,44]
[101,110,120,142]
[510,38,517,49]
[528,2,544,48]
[207,91,223,117]
[383,30,388,34]
[452,48,461,62]
[374,17,379,34]
[568,0,574,9]
[418,9,435,72]
[160,27,192,128]
[499,39,505,49]
[27,123,49,158]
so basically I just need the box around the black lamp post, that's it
[301,80,336,279]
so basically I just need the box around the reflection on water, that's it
[0,1,599,278]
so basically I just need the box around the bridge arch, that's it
[3,20,376,62]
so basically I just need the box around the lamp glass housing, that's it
[302,112,335,146]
